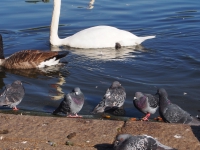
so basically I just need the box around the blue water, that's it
[0,0,199,118]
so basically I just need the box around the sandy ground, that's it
[0,113,199,150]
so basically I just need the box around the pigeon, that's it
[133,92,159,121]
[156,88,200,126]
[53,87,84,117]
[114,134,177,150]
[92,81,126,113]
[0,80,25,110]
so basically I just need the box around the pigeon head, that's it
[73,87,81,95]
[156,88,168,97]
[134,92,143,100]
[114,134,132,148]
[13,80,22,85]
[111,81,121,88]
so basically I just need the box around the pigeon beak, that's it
[133,97,137,100]
[114,140,120,146]
[75,92,79,95]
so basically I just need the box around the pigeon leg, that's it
[12,106,19,111]
[67,114,82,118]
[142,113,150,121]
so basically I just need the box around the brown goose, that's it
[0,34,69,69]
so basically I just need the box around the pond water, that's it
[0,0,200,118]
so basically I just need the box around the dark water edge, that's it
[0,109,162,123]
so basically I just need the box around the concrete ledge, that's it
[0,113,199,149]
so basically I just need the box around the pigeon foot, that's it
[67,114,82,118]
[12,107,19,111]
[141,113,150,121]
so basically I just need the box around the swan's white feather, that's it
[60,26,155,48]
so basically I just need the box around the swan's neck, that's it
[50,0,62,45]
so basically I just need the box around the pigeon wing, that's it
[104,87,126,107]
[53,95,71,114]
[145,94,159,108]
[163,103,191,123]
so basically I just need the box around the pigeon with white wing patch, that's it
[114,134,177,150]
[92,81,126,114]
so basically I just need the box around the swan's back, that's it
[62,26,155,49]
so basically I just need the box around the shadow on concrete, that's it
[191,126,200,142]
[94,143,113,150]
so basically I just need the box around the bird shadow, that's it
[191,125,200,142]
[105,107,126,116]
[94,143,113,150]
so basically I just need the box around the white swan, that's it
[50,0,155,49]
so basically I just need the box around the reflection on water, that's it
[2,64,68,79]
[88,0,95,9]
[49,73,66,100]
[25,0,50,3]
[51,45,147,60]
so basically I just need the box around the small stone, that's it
[66,140,74,146]
[67,132,76,139]
[0,130,9,134]
[0,136,4,140]
[21,141,27,144]
[174,134,182,138]
[47,141,56,146]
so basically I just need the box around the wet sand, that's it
[0,113,199,150]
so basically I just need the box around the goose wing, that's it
[4,50,68,69]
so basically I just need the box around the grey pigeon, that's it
[92,81,126,113]
[53,87,84,117]
[133,92,159,121]
[114,134,177,150]
[156,88,200,126]
[0,80,25,110]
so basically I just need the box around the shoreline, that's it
[0,112,199,149]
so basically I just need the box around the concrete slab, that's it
[121,121,200,150]
[0,113,123,149]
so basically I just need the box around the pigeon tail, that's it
[92,105,106,114]
[187,117,200,126]
[0,96,8,106]
[156,139,177,150]
[52,100,68,115]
